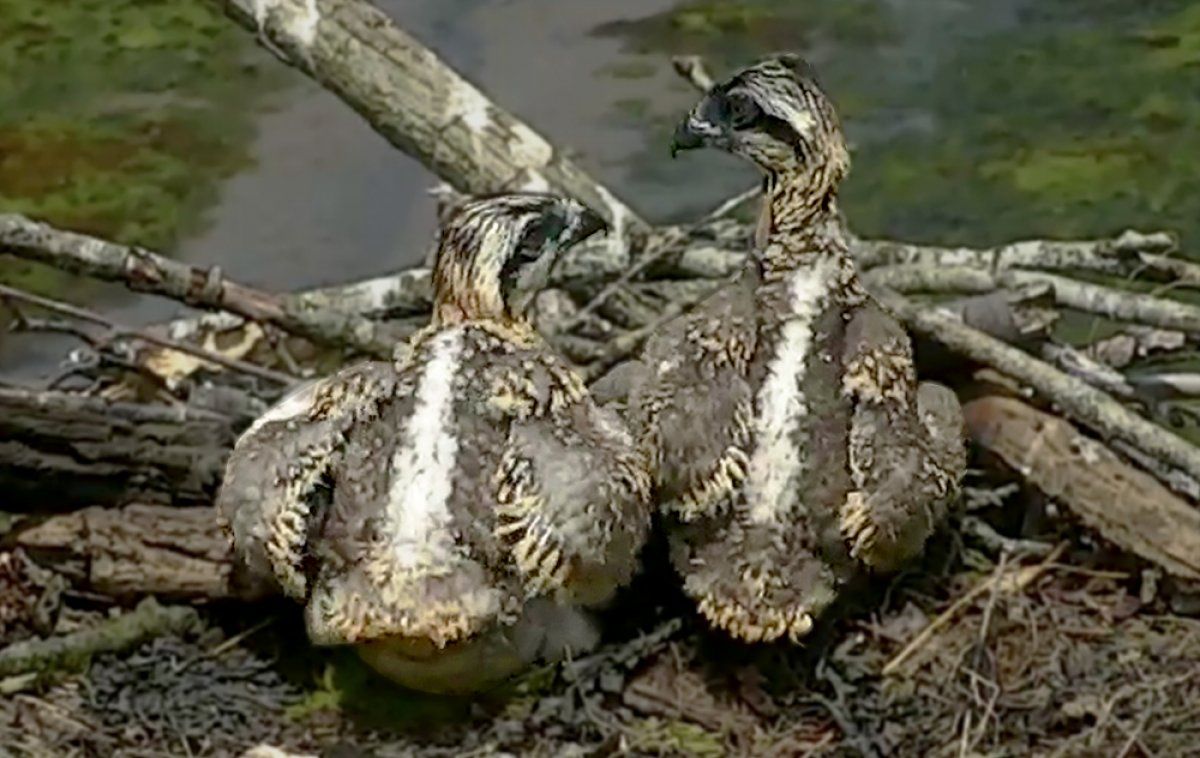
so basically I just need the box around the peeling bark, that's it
[11,505,264,601]
[0,387,237,510]
[964,396,1200,580]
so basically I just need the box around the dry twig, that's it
[883,543,1066,676]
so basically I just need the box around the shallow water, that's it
[4,0,1200,378]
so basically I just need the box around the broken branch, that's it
[964,396,1200,580]
[12,505,265,601]
[876,288,1200,486]
[0,386,236,509]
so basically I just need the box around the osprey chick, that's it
[218,194,652,693]
[632,56,966,643]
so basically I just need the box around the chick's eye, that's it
[726,95,760,128]
[515,243,544,264]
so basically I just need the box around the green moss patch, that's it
[0,0,284,296]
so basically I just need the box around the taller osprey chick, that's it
[633,56,966,643]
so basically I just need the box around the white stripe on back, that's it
[745,257,836,523]
[385,328,465,569]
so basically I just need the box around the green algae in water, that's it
[0,0,283,296]
[594,0,895,60]
[600,0,1200,253]
[846,1,1200,250]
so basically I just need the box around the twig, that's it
[961,517,1054,558]
[0,597,200,677]
[1041,343,1137,400]
[581,279,728,382]
[883,543,1066,676]
[877,287,1200,487]
[0,214,398,358]
[672,55,715,91]
[176,617,275,675]
[559,236,694,335]
[1128,372,1200,399]
[0,284,294,385]
[703,185,761,222]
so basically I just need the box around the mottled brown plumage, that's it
[633,56,966,643]
[217,194,651,693]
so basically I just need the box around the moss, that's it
[602,0,1200,253]
[0,0,282,297]
[594,0,894,60]
[624,717,726,757]
[843,1,1200,247]
[284,651,474,730]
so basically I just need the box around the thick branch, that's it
[12,505,265,601]
[870,264,1200,334]
[876,288,1200,485]
[854,230,1178,276]
[0,214,400,359]
[0,387,236,509]
[210,0,648,238]
[965,396,1200,579]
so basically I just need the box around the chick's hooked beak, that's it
[670,93,726,158]
[670,121,706,158]
[571,206,608,245]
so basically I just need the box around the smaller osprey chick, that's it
[217,194,652,694]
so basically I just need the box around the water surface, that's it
[4,0,1200,377]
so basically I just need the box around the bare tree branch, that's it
[0,214,402,359]
[854,229,1178,276]
[869,264,1200,335]
[878,287,1200,485]
[208,0,649,241]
